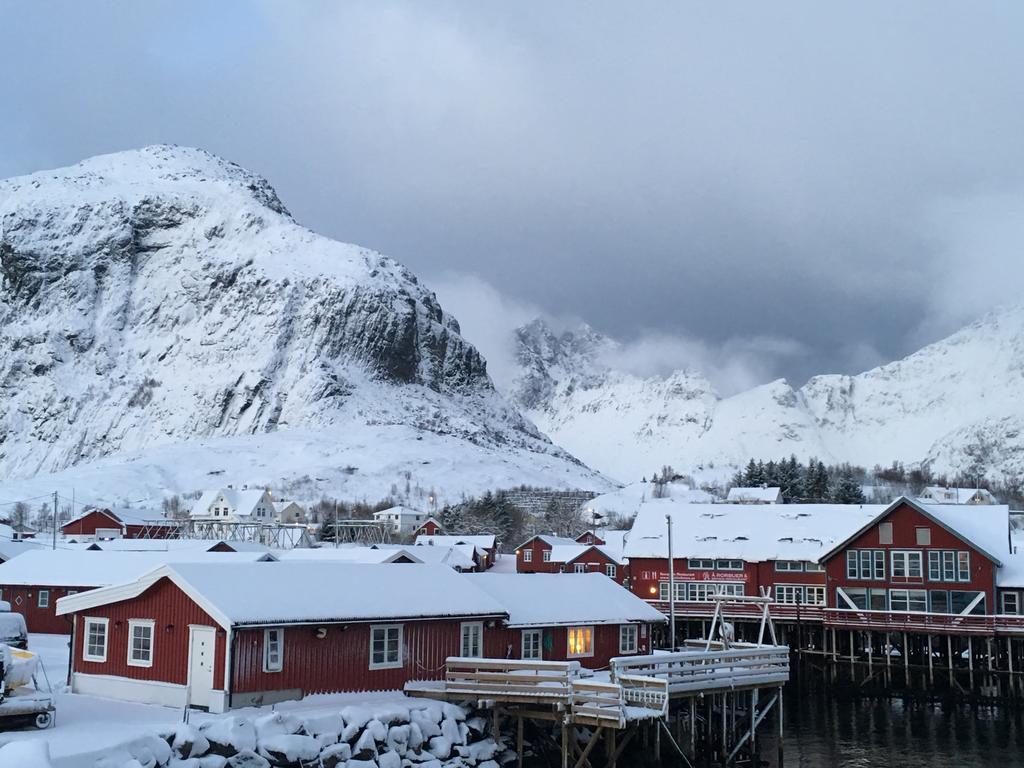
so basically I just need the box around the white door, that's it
[188,625,217,709]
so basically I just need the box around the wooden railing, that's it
[617,674,669,717]
[610,646,790,694]
[824,608,1024,636]
[570,680,625,728]
[443,657,573,703]
[646,599,827,622]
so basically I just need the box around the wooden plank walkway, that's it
[405,645,789,728]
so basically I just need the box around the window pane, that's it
[957,552,970,581]
[873,551,885,580]
[846,552,858,579]
[930,590,950,613]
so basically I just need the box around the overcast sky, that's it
[3,2,1023,392]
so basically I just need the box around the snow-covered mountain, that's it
[510,311,1024,483]
[0,146,611,508]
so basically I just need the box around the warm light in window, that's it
[567,626,593,656]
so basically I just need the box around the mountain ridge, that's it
[510,306,1024,483]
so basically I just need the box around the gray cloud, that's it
[3,1,1023,385]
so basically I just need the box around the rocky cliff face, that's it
[0,146,607,501]
[509,309,1024,483]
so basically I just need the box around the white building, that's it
[725,486,783,504]
[190,488,275,522]
[373,506,427,535]
[919,486,997,505]
[271,500,307,523]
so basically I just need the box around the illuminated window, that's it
[567,626,594,657]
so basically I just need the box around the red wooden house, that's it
[515,535,579,573]
[818,496,1008,630]
[55,563,664,711]
[412,516,445,537]
[467,573,663,665]
[62,507,175,540]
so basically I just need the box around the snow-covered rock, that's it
[510,310,1024,483]
[0,146,611,506]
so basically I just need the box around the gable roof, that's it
[192,488,269,517]
[726,487,783,503]
[57,562,507,627]
[547,544,625,566]
[415,534,496,554]
[276,546,424,564]
[0,549,275,588]
[61,508,123,529]
[625,500,887,562]
[80,539,268,553]
[514,534,579,551]
[466,573,665,628]
[920,486,997,505]
[818,496,1009,566]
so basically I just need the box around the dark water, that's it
[757,694,1024,767]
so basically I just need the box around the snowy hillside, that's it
[0,146,611,507]
[510,312,1024,483]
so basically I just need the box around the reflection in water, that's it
[758,693,1024,767]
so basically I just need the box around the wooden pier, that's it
[405,643,789,767]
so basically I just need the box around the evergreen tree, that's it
[832,466,865,504]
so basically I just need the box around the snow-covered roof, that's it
[78,539,269,553]
[919,487,997,505]
[466,573,665,628]
[997,552,1024,588]
[515,534,578,550]
[412,541,478,565]
[0,549,274,588]
[0,540,44,563]
[276,547,423,565]
[272,500,306,513]
[385,543,475,570]
[59,562,507,626]
[61,507,122,528]
[192,488,269,517]
[582,530,628,556]
[415,534,496,552]
[915,502,1009,565]
[373,506,426,520]
[547,544,625,566]
[624,500,888,562]
[726,487,783,503]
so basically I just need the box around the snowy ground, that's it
[0,634,439,768]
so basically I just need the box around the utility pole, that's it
[667,513,676,651]
[334,500,340,548]
[52,491,58,550]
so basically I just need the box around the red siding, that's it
[232,616,503,695]
[1,586,80,634]
[565,550,628,585]
[486,624,652,668]
[825,500,997,614]
[516,539,559,574]
[62,510,122,537]
[70,578,226,687]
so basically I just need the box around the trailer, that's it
[0,645,54,730]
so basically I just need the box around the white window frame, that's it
[542,550,551,563]
[605,564,617,579]
[688,559,714,570]
[1002,591,1020,615]
[775,561,804,572]
[890,550,923,579]
[804,562,825,573]
[805,586,826,605]
[127,619,155,668]
[83,617,109,663]
[775,585,804,604]
[522,629,542,660]
[619,624,638,654]
[715,559,744,571]
[573,563,586,574]
[460,621,483,658]
[370,624,403,669]
[566,626,594,658]
[523,549,533,563]
[37,589,50,609]
[263,628,284,672]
